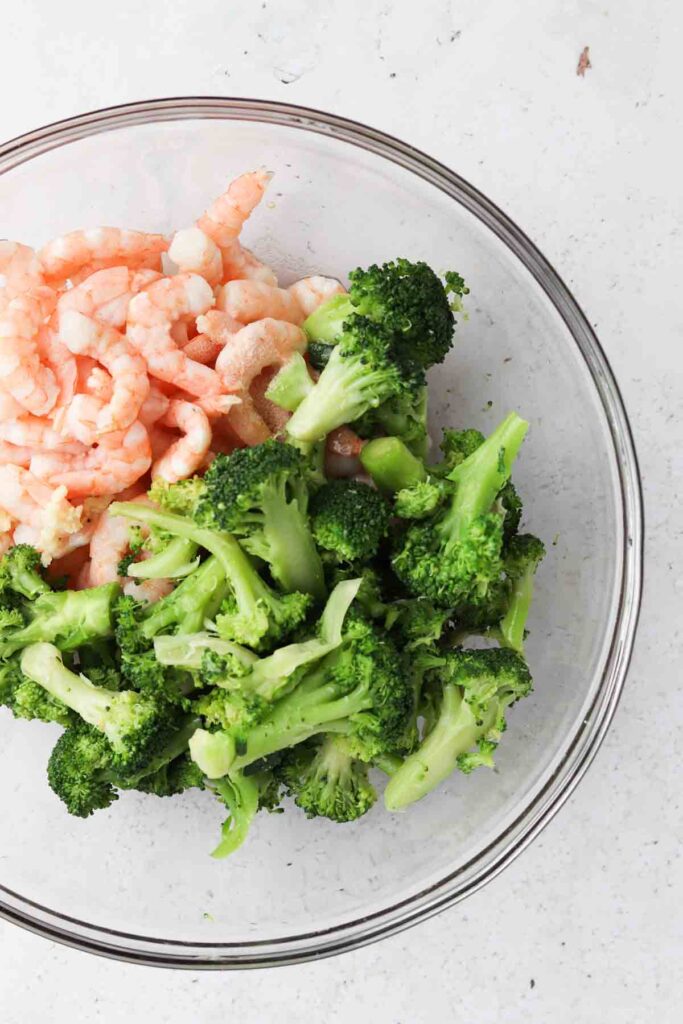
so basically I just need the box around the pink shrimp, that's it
[39,228,168,285]
[168,227,223,287]
[0,293,59,415]
[197,170,271,247]
[29,420,152,498]
[57,266,163,329]
[89,501,144,585]
[220,240,277,286]
[215,319,307,445]
[151,399,212,482]
[0,241,51,303]
[126,273,224,397]
[138,383,171,427]
[0,440,33,467]
[37,325,78,411]
[184,309,242,366]
[0,465,83,563]
[0,413,85,453]
[58,309,150,437]
[288,276,346,317]
[216,280,304,325]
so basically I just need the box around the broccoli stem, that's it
[360,437,427,492]
[500,569,534,653]
[264,352,313,412]
[384,685,496,811]
[111,503,274,626]
[260,485,326,601]
[208,772,262,858]
[443,412,528,540]
[286,344,396,444]
[128,537,199,580]
[139,556,226,640]
[0,584,119,657]
[21,643,129,742]
[303,293,353,344]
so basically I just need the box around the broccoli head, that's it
[280,735,377,822]
[0,544,51,602]
[310,480,389,563]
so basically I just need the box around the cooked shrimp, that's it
[82,366,114,402]
[59,309,150,437]
[0,241,51,307]
[0,440,33,467]
[185,309,241,365]
[288,276,346,317]
[37,325,78,410]
[0,294,59,415]
[0,414,85,453]
[168,227,223,287]
[327,425,365,457]
[127,273,223,397]
[148,424,177,461]
[39,228,168,285]
[220,240,277,286]
[216,280,304,325]
[215,318,307,445]
[29,420,152,498]
[197,170,271,247]
[57,266,162,329]
[151,399,212,482]
[123,577,174,603]
[138,383,170,427]
[68,253,163,288]
[0,465,82,564]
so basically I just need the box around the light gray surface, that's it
[1,1,680,1021]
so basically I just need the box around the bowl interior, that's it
[0,107,635,962]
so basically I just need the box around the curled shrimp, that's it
[57,266,162,328]
[0,440,33,467]
[38,325,78,411]
[0,465,83,564]
[0,241,54,314]
[151,399,212,483]
[0,293,59,416]
[197,170,271,247]
[29,420,152,499]
[127,273,223,397]
[138,383,171,427]
[0,413,85,453]
[186,309,242,366]
[39,228,168,285]
[89,499,145,585]
[220,240,277,286]
[168,227,223,287]
[216,280,304,325]
[58,309,150,437]
[215,319,307,445]
[288,276,346,317]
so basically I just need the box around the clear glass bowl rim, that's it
[0,97,643,969]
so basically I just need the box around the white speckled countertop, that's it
[1,2,681,1021]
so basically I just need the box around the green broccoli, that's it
[134,752,206,798]
[310,480,389,563]
[384,648,532,810]
[392,412,529,609]
[265,352,314,412]
[189,613,413,779]
[499,534,545,653]
[0,544,51,602]
[196,441,325,600]
[127,536,200,581]
[280,734,377,822]
[208,768,281,858]
[111,502,311,652]
[356,386,429,458]
[0,657,74,727]
[359,436,427,493]
[394,480,444,519]
[21,643,184,776]
[0,583,119,658]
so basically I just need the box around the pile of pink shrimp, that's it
[0,170,354,590]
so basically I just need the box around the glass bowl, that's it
[0,98,642,968]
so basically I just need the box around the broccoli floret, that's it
[384,647,532,810]
[360,436,427,492]
[189,613,413,779]
[310,480,389,563]
[135,752,206,798]
[0,657,74,727]
[0,544,51,602]
[147,476,206,517]
[110,502,312,652]
[394,480,444,519]
[265,352,313,412]
[499,480,523,544]
[47,716,199,817]
[307,340,334,370]
[21,643,183,776]
[499,534,545,653]
[196,442,325,600]
[0,583,119,658]
[138,556,227,641]
[356,387,429,458]
[385,598,452,650]
[161,578,362,705]
[392,413,529,609]
[304,259,457,372]
[280,735,377,822]
[116,526,146,577]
